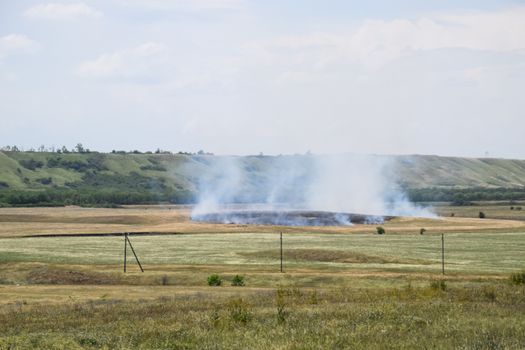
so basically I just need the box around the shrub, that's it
[276,289,287,324]
[227,298,251,324]
[376,226,385,235]
[161,275,169,286]
[209,306,221,328]
[231,275,245,286]
[19,159,44,170]
[207,274,222,286]
[479,211,486,219]
[140,164,167,171]
[420,228,426,235]
[510,271,525,285]
[429,279,447,291]
[37,177,52,185]
[510,206,514,210]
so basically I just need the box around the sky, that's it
[1,0,524,158]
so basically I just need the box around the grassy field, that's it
[1,205,524,348]
[1,204,525,237]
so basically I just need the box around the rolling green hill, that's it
[0,151,524,206]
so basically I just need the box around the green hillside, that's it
[394,155,525,188]
[0,151,524,206]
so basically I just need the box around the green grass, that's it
[1,232,524,275]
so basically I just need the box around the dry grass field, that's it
[1,204,524,348]
[1,204,525,237]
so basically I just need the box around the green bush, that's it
[479,211,486,219]
[207,274,222,286]
[510,271,525,285]
[420,228,426,235]
[231,275,245,286]
[19,159,44,170]
[376,226,385,235]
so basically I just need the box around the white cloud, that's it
[0,34,39,59]
[118,0,244,11]
[24,3,102,21]
[248,7,525,72]
[76,42,168,80]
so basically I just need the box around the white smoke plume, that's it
[191,153,434,224]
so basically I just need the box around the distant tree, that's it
[376,226,385,235]
[479,211,486,219]
[61,146,70,153]
[420,228,426,235]
[75,143,85,153]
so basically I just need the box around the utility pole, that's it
[280,232,283,273]
[124,232,127,273]
[441,234,445,275]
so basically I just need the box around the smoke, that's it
[191,156,243,216]
[191,153,434,224]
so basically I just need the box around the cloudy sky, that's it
[1,0,524,158]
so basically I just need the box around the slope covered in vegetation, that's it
[0,151,524,206]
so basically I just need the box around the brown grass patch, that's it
[26,267,119,285]
[241,249,430,265]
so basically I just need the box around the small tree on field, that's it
[207,274,222,286]
[479,211,486,219]
[420,228,426,235]
[231,275,245,286]
[376,226,385,235]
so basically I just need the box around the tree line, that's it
[406,187,525,205]
[1,144,214,156]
